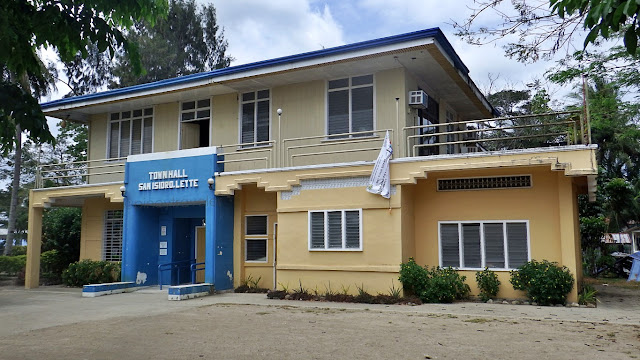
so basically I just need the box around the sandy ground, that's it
[0,285,639,360]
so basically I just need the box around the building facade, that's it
[28,28,597,302]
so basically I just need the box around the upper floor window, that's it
[327,75,374,138]
[240,90,270,146]
[180,99,211,149]
[109,108,153,158]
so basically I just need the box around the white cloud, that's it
[213,0,345,65]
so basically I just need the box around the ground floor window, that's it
[103,210,123,262]
[439,220,529,270]
[245,215,268,262]
[309,209,362,251]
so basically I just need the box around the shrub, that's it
[62,259,121,287]
[10,246,27,256]
[399,258,470,303]
[475,268,501,302]
[578,283,597,305]
[398,258,429,297]
[0,255,27,275]
[420,267,470,303]
[510,260,574,306]
[40,250,69,282]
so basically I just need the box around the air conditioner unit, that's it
[408,90,428,109]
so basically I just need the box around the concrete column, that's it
[233,190,243,288]
[557,175,580,303]
[25,203,43,289]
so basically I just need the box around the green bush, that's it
[398,258,429,296]
[399,258,470,303]
[62,259,121,287]
[40,250,69,282]
[10,246,27,256]
[0,255,27,275]
[475,268,501,302]
[510,260,574,305]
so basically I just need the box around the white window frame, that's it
[107,107,154,159]
[438,220,531,271]
[103,210,123,262]
[325,74,376,138]
[238,89,271,147]
[245,238,268,263]
[245,215,268,263]
[308,209,363,251]
[178,98,212,149]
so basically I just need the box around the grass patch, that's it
[583,277,640,290]
[463,318,494,324]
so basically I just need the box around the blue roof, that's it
[42,27,469,110]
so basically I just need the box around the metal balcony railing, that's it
[36,111,590,188]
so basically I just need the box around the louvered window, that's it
[108,108,153,158]
[240,90,270,147]
[103,210,123,262]
[439,221,529,270]
[246,215,267,235]
[308,209,362,251]
[245,215,268,262]
[245,239,267,262]
[327,75,374,139]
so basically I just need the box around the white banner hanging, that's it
[366,130,393,199]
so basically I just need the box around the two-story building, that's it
[27,28,597,302]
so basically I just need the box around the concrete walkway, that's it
[0,284,638,337]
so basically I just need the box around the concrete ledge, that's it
[167,283,214,301]
[82,282,136,298]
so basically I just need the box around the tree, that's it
[452,0,640,63]
[111,0,232,88]
[0,0,168,256]
[0,0,168,153]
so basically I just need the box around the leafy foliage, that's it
[578,283,598,305]
[0,255,26,275]
[475,268,501,301]
[62,260,121,287]
[110,0,232,88]
[0,0,168,152]
[42,208,82,271]
[453,0,640,62]
[399,258,470,303]
[40,249,68,282]
[510,260,575,305]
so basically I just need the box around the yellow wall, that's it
[233,184,277,289]
[275,182,403,295]
[411,166,580,301]
[154,102,179,152]
[80,197,124,260]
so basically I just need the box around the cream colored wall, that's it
[154,102,179,152]
[275,184,403,295]
[400,184,415,263]
[86,102,179,184]
[86,113,125,184]
[80,197,123,260]
[411,166,581,301]
[232,184,277,289]
[213,68,408,171]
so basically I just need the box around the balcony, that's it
[36,110,590,187]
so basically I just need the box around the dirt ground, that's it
[0,284,639,360]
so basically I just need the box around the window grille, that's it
[103,210,123,262]
[438,175,531,191]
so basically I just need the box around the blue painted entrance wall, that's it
[122,148,234,289]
